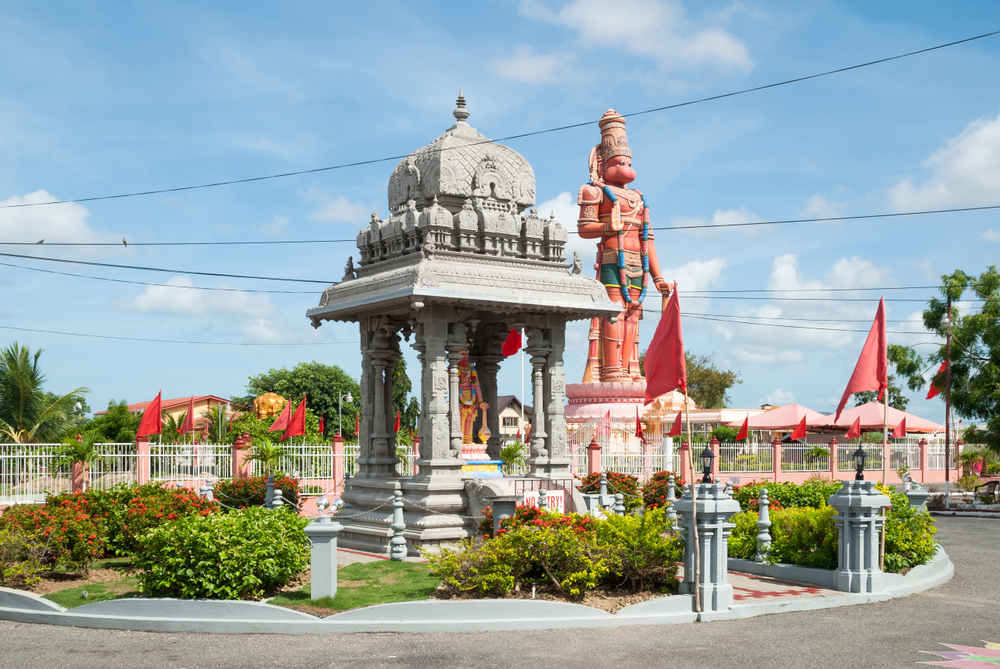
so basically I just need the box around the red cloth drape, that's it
[891,417,907,439]
[136,391,162,437]
[644,282,686,403]
[269,400,292,433]
[501,329,522,357]
[736,416,749,441]
[319,415,324,435]
[178,396,194,434]
[668,410,682,437]
[926,361,947,399]
[790,416,807,441]
[282,397,307,441]
[845,417,862,440]
[835,297,887,421]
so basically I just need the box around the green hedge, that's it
[134,506,309,600]
[733,479,843,511]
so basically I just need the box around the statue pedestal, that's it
[461,459,504,479]
[565,381,648,424]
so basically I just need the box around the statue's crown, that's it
[598,109,630,163]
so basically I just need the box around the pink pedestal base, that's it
[459,443,489,460]
[565,381,650,423]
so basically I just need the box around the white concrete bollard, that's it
[304,518,344,600]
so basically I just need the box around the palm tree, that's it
[245,442,288,475]
[0,343,88,443]
[54,432,106,491]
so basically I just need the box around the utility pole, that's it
[944,295,952,510]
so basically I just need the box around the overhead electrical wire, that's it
[1,29,998,211]
[0,324,350,347]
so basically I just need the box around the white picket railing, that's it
[718,443,774,473]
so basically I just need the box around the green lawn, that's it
[43,577,141,609]
[268,560,440,614]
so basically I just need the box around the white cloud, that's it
[800,194,843,220]
[0,190,119,245]
[125,276,277,319]
[912,258,935,280]
[521,0,752,73]
[660,258,727,293]
[889,111,1000,210]
[490,46,576,84]
[760,388,795,406]
[670,206,761,236]
[303,187,369,224]
[258,215,290,236]
[983,229,1000,242]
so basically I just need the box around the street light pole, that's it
[944,295,952,510]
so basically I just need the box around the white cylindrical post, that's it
[304,519,344,600]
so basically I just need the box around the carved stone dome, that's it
[386,91,536,214]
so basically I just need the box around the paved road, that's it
[2,516,996,669]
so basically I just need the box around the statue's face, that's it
[603,155,635,186]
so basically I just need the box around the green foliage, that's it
[638,351,741,408]
[53,431,106,469]
[223,409,323,445]
[0,342,89,443]
[0,498,105,573]
[876,485,938,573]
[232,361,360,439]
[769,506,839,569]
[477,504,596,539]
[921,266,1000,451]
[134,506,310,600]
[0,526,50,588]
[120,484,219,555]
[80,400,142,444]
[578,471,642,512]
[213,476,301,509]
[431,508,680,598]
[803,445,831,464]
[498,440,528,471]
[44,576,140,609]
[853,343,925,411]
[269,561,439,613]
[726,511,760,561]
[246,442,288,475]
[955,473,982,493]
[712,426,739,442]
[640,470,686,510]
[958,444,999,477]
[733,479,843,512]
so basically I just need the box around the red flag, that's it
[178,396,195,434]
[394,409,401,432]
[736,415,749,441]
[501,329,522,357]
[136,391,162,438]
[282,396,307,441]
[668,410,683,437]
[835,297,887,421]
[926,361,947,399]
[645,282,686,403]
[355,412,360,435]
[634,406,644,440]
[845,417,862,440]
[891,417,907,439]
[319,415,324,435]
[790,415,807,441]
[269,400,291,433]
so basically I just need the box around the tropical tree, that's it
[54,431,107,490]
[0,343,88,443]
[245,442,288,475]
[79,400,142,443]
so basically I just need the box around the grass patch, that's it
[43,577,141,609]
[269,560,440,615]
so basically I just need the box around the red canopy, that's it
[728,404,827,432]
[818,402,942,434]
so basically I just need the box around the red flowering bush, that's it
[478,504,596,539]
[213,476,301,509]
[121,485,218,554]
[578,472,642,512]
[0,499,105,573]
[640,470,686,510]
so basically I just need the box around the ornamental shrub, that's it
[431,507,680,598]
[876,484,938,574]
[121,484,218,555]
[726,511,760,561]
[134,506,310,600]
[0,501,105,573]
[0,527,49,588]
[768,506,839,570]
[478,504,596,539]
[578,472,641,512]
[640,470,686,510]
[213,475,301,509]
[733,479,842,511]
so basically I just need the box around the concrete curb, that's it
[931,510,1000,518]
[0,547,954,634]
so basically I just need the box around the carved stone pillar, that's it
[356,322,376,478]
[415,313,456,467]
[477,353,503,460]
[363,318,401,478]
[525,327,549,469]
[447,323,468,458]
[542,324,570,476]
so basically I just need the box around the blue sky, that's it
[1,0,998,423]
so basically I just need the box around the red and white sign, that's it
[519,489,565,513]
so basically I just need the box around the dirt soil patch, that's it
[28,568,130,596]
[434,586,670,614]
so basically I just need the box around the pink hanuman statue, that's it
[577,109,672,383]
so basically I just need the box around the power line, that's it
[0,260,316,294]
[2,29,997,211]
[0,251,333,285]
[0,324,351,346]
[684,313,928,334]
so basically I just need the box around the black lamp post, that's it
[852,446,868,481]
[699,445,715,484]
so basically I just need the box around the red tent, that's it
[727,404,827,432]
[818,402,942,434]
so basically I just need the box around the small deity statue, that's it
[577,109,672,382]
[571,251,583,275]
[457,351,488,445]
[253,392,286,420]
[342,256,356,281]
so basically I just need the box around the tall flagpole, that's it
[685,387,700,614]
[882,385,889,484]
[521,329,525,453]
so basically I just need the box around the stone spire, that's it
[453,89,469,122]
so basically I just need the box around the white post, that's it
[304,519,344,600]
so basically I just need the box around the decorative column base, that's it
[828,480,890,594]
[676,483,741,613]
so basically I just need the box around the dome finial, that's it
[454,89,470,122]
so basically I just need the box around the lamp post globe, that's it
[699,445,715,484]
[338,391,354,437]
[852,446,867,481]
